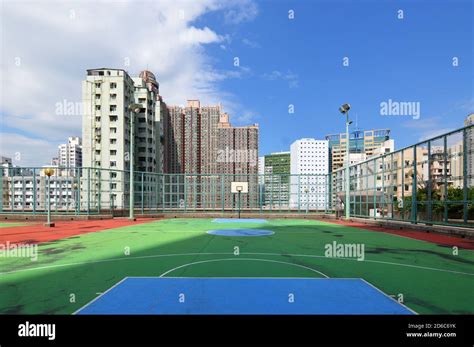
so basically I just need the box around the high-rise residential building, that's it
[56,136,82,168]
[290,139,329,209]
[163,100,220,174]
[325,129,391,171]
[217,113,259,207]
[263,152,291,207]
[82,68,164,208]
[163,102,258,208]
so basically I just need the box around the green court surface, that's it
[0,218,473,314]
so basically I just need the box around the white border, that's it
[74,276,415,315]
[360,278,418,314]
[73,277,128,315]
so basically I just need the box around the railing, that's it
[331,124,473,227]
[0,125,472,227]
[0,169,331,215]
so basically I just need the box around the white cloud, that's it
[242,38,260,48]
[418,128,455,142]
[222,0,258,24]
[262,70,299,89]
[232,110,260,125]
[0,133,59,167]
[0,0,258,165]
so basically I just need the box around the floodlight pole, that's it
[344,111,350,220]
[47,175,51,224]
[129,110,134,220]
[128,104,141,221]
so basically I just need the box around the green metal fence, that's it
[0,169,330,215]
[331,124,473,227]
[0,125,472,227]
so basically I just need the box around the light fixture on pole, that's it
[43,168,55,227]
[128,103,141,221]
[339,103,352,220]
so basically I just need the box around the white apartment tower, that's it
[82,68,164,208]
[57,137,82,168]
[290,139,329,210]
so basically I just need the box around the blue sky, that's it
[0,0,472,165]
[200,0,473,155]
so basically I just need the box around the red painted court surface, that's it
[328,219,474,250]
[0,218,158,246]
[1,217,472,250]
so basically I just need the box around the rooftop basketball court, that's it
[0,217,473,315]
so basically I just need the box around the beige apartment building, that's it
[81,68,165,208]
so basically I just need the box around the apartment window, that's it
[95,83,101,88]
[110,127,117,134]
[110,82,117,89]
[110,150,117,156]
[95,105,101,111]
[95,116,101,122]
[110,161,117,167]
[110,139,117,144]
[95,150,100,155]
[110,183,117,189]
[110,94,117,100]
[110,105,117,112]
[95,94,101,100]
[109,115,118,122]
[110,172,117,179]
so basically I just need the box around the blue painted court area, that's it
[207,229,274,236]
[76,278,414,315]
[212,218,267,223]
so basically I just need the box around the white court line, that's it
[158,258,329,278]
[242,252,474,277]
[0,252,230,276]
[73,277,128,315]
[1,251,473,277]
[360,278,418,315]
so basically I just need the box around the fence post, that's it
[162,175,165,212]
[184,174,187,212]
[381,156,385,218]
[411,145,418,224]
[33,168,37,214]
[462,128,468,224]
[443,136,448,223]
[221,174,225,214]
[87,167,91,215]
[97,169,101,213]
[324,174,328,214]
[427,141,432,223]
[141,172,144,215]
[373,159,377,219]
